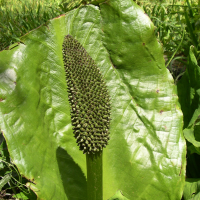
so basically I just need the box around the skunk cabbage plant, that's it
[0,0,186,199]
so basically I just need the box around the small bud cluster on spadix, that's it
[62,34,111,154]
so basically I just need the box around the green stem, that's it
[86,151,103,200]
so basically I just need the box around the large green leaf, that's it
[0,0,186,199]
[183,178,200,200]
[108,190,129,200]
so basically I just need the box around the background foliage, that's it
[0,0,199,199]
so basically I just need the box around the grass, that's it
[0,0,92,51]
[0,0,64,51]
[0,0,199,199]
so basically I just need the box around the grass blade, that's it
[166,30,185,68]
[0,173,12,191]
[184,8,198,48]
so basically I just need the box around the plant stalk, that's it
[86,151,103,200]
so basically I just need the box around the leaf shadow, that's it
[56,147,87,200]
